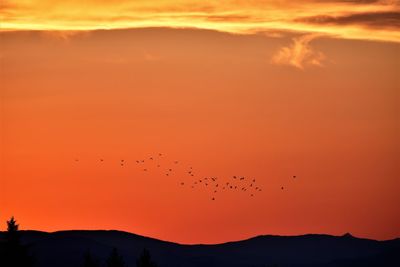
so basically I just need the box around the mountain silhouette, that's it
[0,230,399,266]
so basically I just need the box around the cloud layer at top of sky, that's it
[1,0,400,42]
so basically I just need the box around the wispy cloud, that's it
[271,34,326,70]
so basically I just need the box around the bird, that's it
[281,186,284,190]
[180,182,184,185]
[100,159,104,162]
[149,157,153,160]
[212,197,215,201]
[143,169,147,171]
[293,175,296,179]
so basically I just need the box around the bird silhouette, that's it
[76,153,266,202]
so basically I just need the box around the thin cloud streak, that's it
[296,11,400,29]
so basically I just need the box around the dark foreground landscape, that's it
[1,229,399,267]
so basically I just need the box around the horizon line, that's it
[2,228,399,245]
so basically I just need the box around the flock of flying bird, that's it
[74,153,297,201]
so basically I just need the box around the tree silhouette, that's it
[106,248,125,267]
[0,216,34,267]
[82,250,99,267]
[136,248,157,267]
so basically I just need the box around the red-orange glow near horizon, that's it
[1,1,400,244]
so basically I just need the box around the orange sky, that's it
[1,1,400,244]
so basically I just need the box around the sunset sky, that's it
[1,0,399,244]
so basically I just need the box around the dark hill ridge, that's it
[1,230,399,267]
